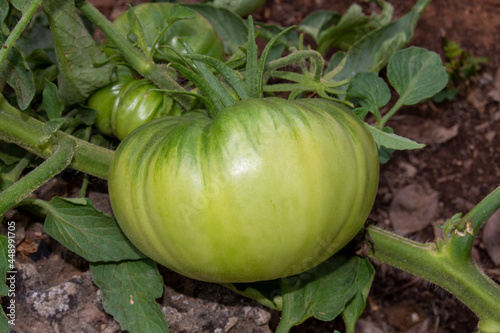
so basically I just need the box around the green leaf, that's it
[223,280,283,311]
[42,79,64,119]
[0,308,8,333]
[327,51,346,73]
[25,49,54,65]
[78,107,97,126]
[42,197,146,262]
[299,10,341,44]
[186,4,247,55]
[303,1,393,54]
[37,118,66,144]
[256,22,299,62]
[246,16,259,98]
[378,145,394,164]
[342,258,375,333]
[0,0,8,33]
[10,0,34,13]
[347,72,390,119]
[330,0,431,84]
[15,13,56,63]
[0,33,36,110]
[387,47,449,105]
[367,125,425,150]
[42,0,112,105]
[352,107,369,121]
[0,145,32,190]
[0,142,27,165]
[33,64,58,95]
[276,254,367,332]
[126,5,149,55]
[211,0,266,16]
[90,260,169,333]
[57,196,88,205]
[167,4,196,25]
[432,87,458,103]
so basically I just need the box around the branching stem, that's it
[366,186,500,331]
[74,0,192,109]
[0,95,113,179]
[0,136,75,216]
[0,0,43,67]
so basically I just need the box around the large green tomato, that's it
[108,98,379,283]
[88,77,182,140]
[113,3,225,62]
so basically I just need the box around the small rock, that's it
[30,281,77,318]
[16,267,108,333]
[385,300,425,331]
[407,319,430,333]
[467,90,488,114]
[224,317,239,332]
[487,68,500,102]
[160,270,273,333]
[493,111,500,122]
[87,191,113,215]
[389,183,439,235]
[431,123,459,144]
[355,319,384,333]
[247,307,272,326]
[485,130,496,143]
[398,162,418,179]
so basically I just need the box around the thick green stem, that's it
[74,0,150,74]
[0,137,75,216]
[447,186,500,262]
[0,0,43,67]
[75,0,192,109]
[0,95,113,179]
[366,186,500,330]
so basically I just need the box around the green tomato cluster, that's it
[108,97,379,283]
[88,3,227,140]
[88,74,182,140]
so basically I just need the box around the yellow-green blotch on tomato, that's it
[87,78,182,140]
[113,3,225,63]
[108,97,379,283]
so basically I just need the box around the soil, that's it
[4,0,500,332]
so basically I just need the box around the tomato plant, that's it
[86,2,227,139]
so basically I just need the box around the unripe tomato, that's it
[108,97,379,283]
[88,77,182,140]
[113,3,225,63]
